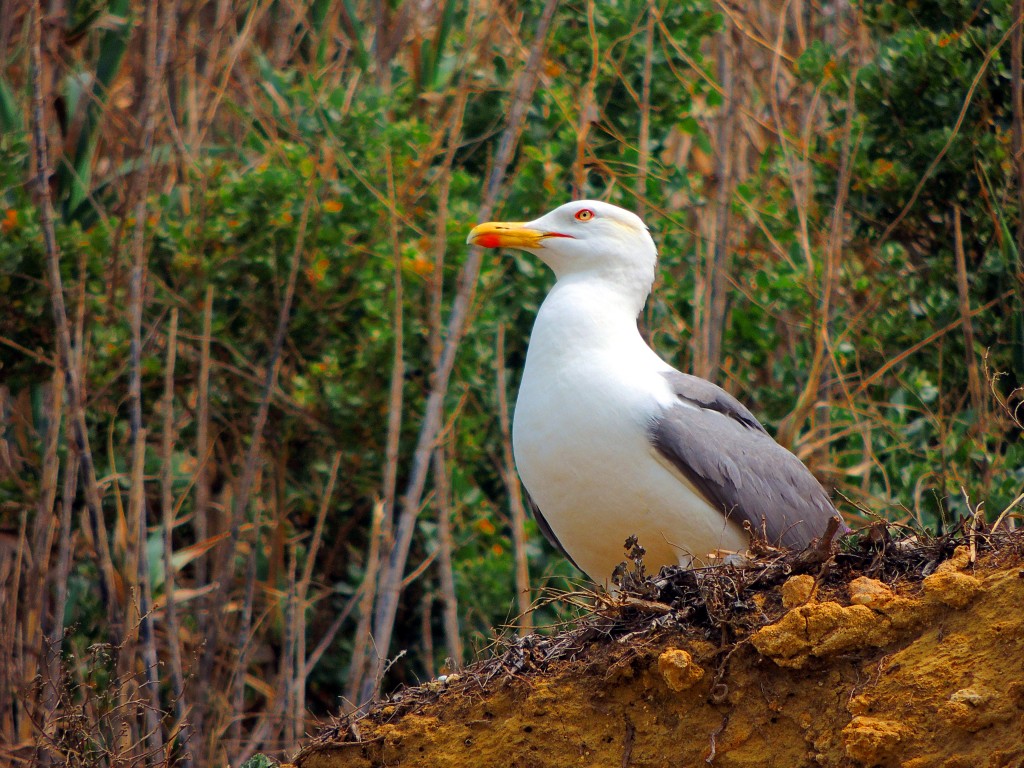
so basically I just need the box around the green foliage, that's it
[775,0,1024,526]
[241,755,279,768]
[1,1,1023,760]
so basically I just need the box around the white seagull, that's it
[468,200,842,585]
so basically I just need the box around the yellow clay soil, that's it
[297,546,1024,768]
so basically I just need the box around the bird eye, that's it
[574,209,595,221]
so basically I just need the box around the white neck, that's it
[528,272,655,363]
[550,265,652,315]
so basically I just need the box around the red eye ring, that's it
[574,209,595,221]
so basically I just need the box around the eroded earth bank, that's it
[296,541,1024,768]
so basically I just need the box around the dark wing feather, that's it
[649,371,841,548]
[525,491,583,571]
[662,372,769,434]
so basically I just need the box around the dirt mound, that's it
[297,534,1024,768]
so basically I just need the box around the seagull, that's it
[467,200,842,585]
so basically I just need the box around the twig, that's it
[768,0,815,276]
[710,0,796,63]
[0,335,56,367]
[283,545,299,748]
[426,94,470,667]
[304,587,363,679]
[374,136,407,664]
[809,26,861,464]
[706,715,729,763]
[195,0,273,149]
[992,492,1024,531]
[355,134,409,708]
[420,590,436,680]
[573,0,599,197]
[114,421,141,759]
[299,452,342,596]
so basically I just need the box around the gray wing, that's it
[649,371,840,549]
[661,372,769,434]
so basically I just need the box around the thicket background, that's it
[1,0,1022,765]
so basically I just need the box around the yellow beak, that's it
[467,221,566,249]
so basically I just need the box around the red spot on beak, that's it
[476,233,503,248]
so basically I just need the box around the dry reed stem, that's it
[424,87,470,672]
[11,476,30,747]
[195,0,273,149]
[363,0,562,706]
[806,18,860,470]
[712,0,796,62]
[194,284,214,590]
[432,446,464,665]
[29,0,119,631]
[38,369,66,758]
[345,501,385,711]
[291,450,342,737]
[123,4,167,733]
[115,423,146,760]
[495,325,532,635]
[636,3,654,219]
[696,23,738,380]
[953,207,985,423]
[125,1,174,759]
[160,308,192,768]
[190,282,215,754]
[1013,0,1024,252]
[378,138,407,614]
[767,0,815,276]
[572,0,599,198]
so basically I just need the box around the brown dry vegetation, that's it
[298,535,1024,768]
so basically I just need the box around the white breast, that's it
[512,285,747,585]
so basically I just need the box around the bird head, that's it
[467,201,658,291]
